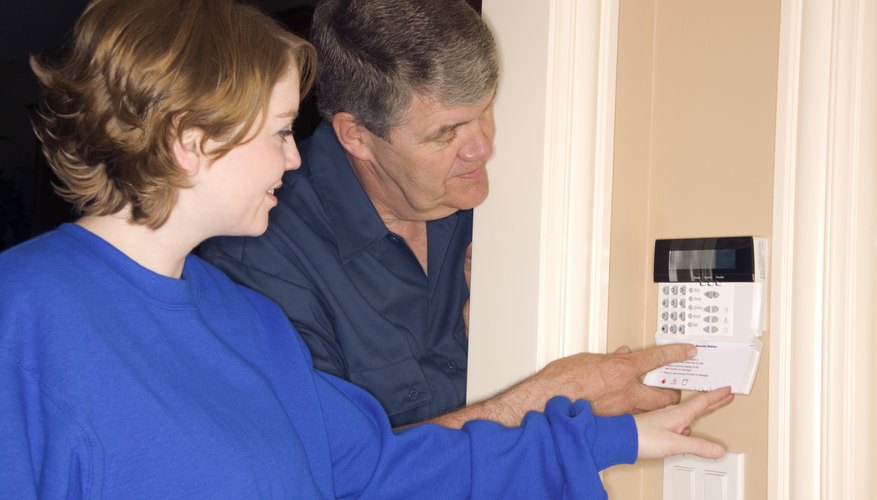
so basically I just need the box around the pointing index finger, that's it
[630,343,697,375]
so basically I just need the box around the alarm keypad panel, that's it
[658,283,735,338]
[644,236,767,395]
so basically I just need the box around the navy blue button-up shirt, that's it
[200,122,471,426]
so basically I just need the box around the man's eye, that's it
[438,130,457,145]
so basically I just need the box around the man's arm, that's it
[420,343,696,429]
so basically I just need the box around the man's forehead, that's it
[396,92,494,133]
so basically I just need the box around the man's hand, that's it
[537,343,696,416]
[421,343,696,429]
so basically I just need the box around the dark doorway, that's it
[0,0,483,251]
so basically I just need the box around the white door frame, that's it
[768,0,875,498]
[468,0,618,401]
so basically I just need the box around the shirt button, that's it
[407,390,419,401]
[446,360,458,371]
[388,234,401,243]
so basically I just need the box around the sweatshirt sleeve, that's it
[0,348,98,500]
[313,371,637,500]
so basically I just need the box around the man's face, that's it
[360,92,495,222]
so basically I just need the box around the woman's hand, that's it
[634,387,734,460]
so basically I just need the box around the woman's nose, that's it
[285,139,302,171]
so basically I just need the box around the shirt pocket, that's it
[348,357,433,419]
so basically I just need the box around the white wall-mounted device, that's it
[643,236,767,394]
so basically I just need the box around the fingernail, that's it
[686,345,698,358]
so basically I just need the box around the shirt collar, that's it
[304,122,389,262]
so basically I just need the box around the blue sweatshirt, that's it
[0,224,637,499]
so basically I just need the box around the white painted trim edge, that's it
[769,1,874,499]
[537,0,577,366]
[767,0,802,497]
[537,0,619,366]
[469,0,618,401]
[586,0,618,356]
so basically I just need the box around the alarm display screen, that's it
[668,249,736,271]
[654,236,760,283]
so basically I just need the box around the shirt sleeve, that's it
[199,239,349,378]
[0,348,97,500]
[313,370,638,499]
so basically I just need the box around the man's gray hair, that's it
[311,0,499,138]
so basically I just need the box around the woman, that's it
[0,0,733,498]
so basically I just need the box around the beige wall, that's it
[604,1,781,499]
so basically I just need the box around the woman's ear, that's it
[172,127,206,177]
[331,113,376,162]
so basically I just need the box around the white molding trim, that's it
[587,0,618,357]
[769,0,874,498]
[468,0,618,401]
[537,0,619,366]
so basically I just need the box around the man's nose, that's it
[459,127,493,162]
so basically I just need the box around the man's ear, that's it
[172,127,206,177]
[331,112,376,162]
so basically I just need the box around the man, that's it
[201,0,692,427]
